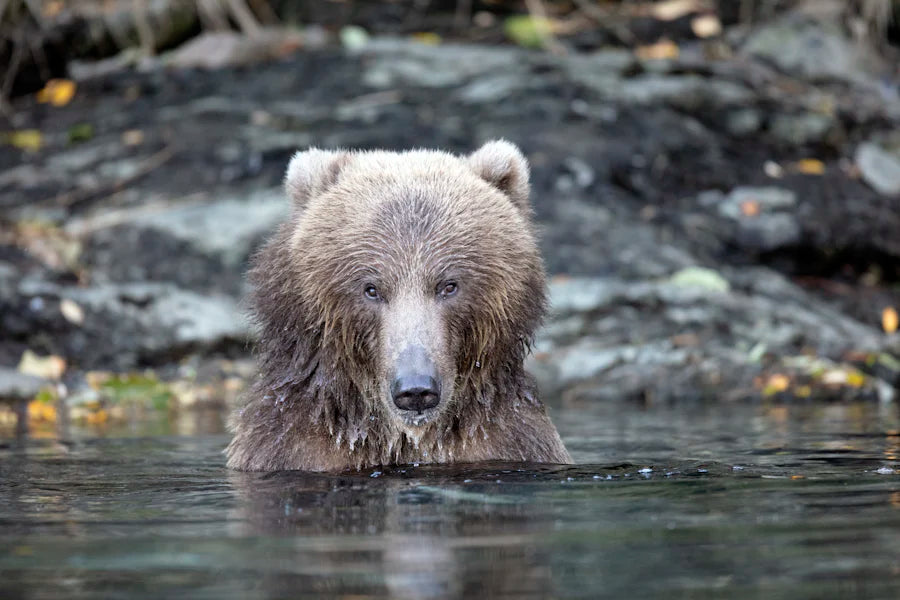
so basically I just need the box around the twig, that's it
[227,0,261,36]
[48,145,177,210]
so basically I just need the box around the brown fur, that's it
[226,140,571,471]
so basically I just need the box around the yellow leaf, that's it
[762,373,790,396]
[411,32,442,45]
[635,40,680,61]
[791,475,805,480]
[883,307,898,334]
[28,400,57,423]
[691,15,722,38]
[17,350,66,380]
[36,79,76,107]
[768,374,790,392]
[794,385,812,398]
[846,371,866,388]
[4,130,42,151]
[84,409,109,425]
[795,159,826,175]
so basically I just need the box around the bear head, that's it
[242,141,551,463]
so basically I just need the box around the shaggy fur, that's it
[226,140,571,471]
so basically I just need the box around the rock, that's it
[855,142,900,197]
[78,188,287,294]
[2,279,249,370]
[742,15,884,83]
[531,271,889,401]
[165,29,303,69]
[361,39,525,88]
[611,75,752,109]
[0,366,46,404]
[769,112,834,146]
[696,187,801,253]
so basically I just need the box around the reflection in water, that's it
[0,400,899,599]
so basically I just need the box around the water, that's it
[2,400,899,599]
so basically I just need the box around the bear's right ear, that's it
[284,148,350,209]
[467,140,531,215]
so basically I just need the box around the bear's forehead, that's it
[294,155,535,281]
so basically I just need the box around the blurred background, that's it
[1,0,899,436]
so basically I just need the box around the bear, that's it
[226,140,571,471]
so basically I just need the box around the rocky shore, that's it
[1,7,899,425]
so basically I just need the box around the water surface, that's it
[2,400,899,599]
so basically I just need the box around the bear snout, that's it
[391,345,441,414]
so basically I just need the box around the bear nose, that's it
[391,345,441,413]
[391,374,440,413]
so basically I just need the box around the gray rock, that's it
[613,75,753,109]
[713,186,797,219]
[77,188,287,294]
[0,367,46,403]
[361,39,526,88]
[6,280,249,370]
[531,271,888,400]
[856,142,900,197]
[742,16,882,83]
[769,112,834,146]
[700,187,801,252]
[726,108,763,136]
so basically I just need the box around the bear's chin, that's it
[394,406,442,428]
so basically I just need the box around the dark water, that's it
[2,400,899,599]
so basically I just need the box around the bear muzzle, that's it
[391,345,441,415]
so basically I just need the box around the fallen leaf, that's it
[635,40,680,61]
[504,15,555,49]
[691,15,722,38]
[411,32,442,45]
[883,307,898,334]
[68,123,94,144]
[4,130,42,152]
[59,299,85,325]
[36,79,76,107]
[18,350,66,380]
[794,158,826,175]
[122,129,145,146]
[763,160,784,178]
[28,400,57,423]
[740,200,760,217]
[767,374,790,393]
[846,371,866,387]
[794,385,812,398]
[822,369,848,385]
[791,475,805,480]
[652,0,701,21]
[42,1,63,17]
[339,25,370,50]
[83,409,109,425]
[668,266,730,293]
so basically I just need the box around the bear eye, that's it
[364,284,380,301]
[438,281,458,298]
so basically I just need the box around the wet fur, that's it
[227,142,571,471]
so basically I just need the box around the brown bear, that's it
[226,140,571,471]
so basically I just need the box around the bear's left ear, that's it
[284,148,350,209]
[467,140,531,214]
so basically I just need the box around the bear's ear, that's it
[467,140,531,214]
[284,148,350,208]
